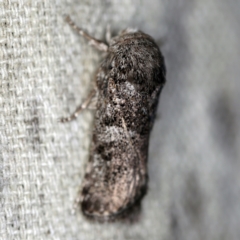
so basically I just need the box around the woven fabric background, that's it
[1,0,240,239]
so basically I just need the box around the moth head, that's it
[118,28,138,36]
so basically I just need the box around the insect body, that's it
[61,17,166,221]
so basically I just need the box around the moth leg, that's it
[65,16,108,52]
[60,89,96,123]
[87,94,98,110]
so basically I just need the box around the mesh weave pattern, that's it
[1,0,240,239]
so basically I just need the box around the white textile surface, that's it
[1,0,240,239]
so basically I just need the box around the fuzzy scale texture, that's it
[1,0,240,240]
[81,30,165,220]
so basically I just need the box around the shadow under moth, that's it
[61,16,166,221]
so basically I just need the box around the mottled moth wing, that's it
[80,30,166,220]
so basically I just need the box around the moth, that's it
[61,16,166,221]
